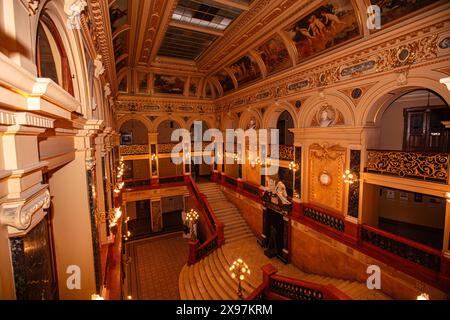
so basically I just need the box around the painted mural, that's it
[109,0,128,34]
[205,81,214,98]
[370,0,441,26]
[113,31,128,59]
[256,35,292,74]
[285,0,360,62]
[189,77,200,96]
[215,71,235,93]
[154,74,186,94]
[228,55,261,86]
[138,72,148,93]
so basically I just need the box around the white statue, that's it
[275,181,291,205]
[65,0,87,29]
[94,55,105,78]
[266,177,291,205]
[267,177,276,193]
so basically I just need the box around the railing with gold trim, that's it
[247,264,351,300]
[119,144,149,155]
[366,149,449,183]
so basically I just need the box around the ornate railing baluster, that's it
[366,150,449,183]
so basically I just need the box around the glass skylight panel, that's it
[172,0,241,31]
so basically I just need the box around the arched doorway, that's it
[378,89,449,152]
[276,110,296,197]
[189,121,211,182]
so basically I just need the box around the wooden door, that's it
[403,109,427,151]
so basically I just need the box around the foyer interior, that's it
[0,0,450,300]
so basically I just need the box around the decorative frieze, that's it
[217,26,447,108]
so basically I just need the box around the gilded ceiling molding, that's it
[89,0,116,94]
[144,0,179,65]
[199,0,304,72]
[216,24,448,110]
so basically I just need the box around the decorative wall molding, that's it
[0,188,50,232]
[0,110,54,128]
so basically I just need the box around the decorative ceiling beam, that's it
[169,21,225,37]
[213,0,250,11]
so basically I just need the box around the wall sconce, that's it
[151,153,158,161]
[109,207,122,228]
[343,169,355,184]
[229,258,250,299]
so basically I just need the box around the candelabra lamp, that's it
[186,209,199,241]
[229,258,250,299]
[289,161,299,198]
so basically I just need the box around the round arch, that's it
[357,73,450,126]
[299,92,356,128]
[35,0,89,112]
[116,114,153,132]
[152,115,186,132]
[262,101,299,129]
[185,116,215,132]
[238,108,263,130]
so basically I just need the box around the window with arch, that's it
[36,15,74,95]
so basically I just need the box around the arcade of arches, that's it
[0,0,450,301]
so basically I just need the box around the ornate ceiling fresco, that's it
[93,0,444,100]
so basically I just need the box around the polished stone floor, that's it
[128,232,189,299]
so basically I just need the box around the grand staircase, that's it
[197,182,253,243]
[179,238,391,300]
[180,181,391,300]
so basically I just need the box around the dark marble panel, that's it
[87,170,102,292]
[10,217,55,300]
[347,149,361,218]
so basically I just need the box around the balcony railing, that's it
[247,264,351,300]
[186,175,224,265]
[119,144,149,155]
[302,204,345,233]
[361,224,442,272]
[279,144,294,161]
[366,149,449,183]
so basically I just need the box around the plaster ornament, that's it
[28,0,40,15]
[65,0,87,29]
[266,177,291,205]
[396,70,409,86]
[94,55,105,78]
[104,83,111,98]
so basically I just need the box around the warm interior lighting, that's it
[91,294,104,300]
[151,153,158,161]
[416,293,430,300]
[445,192,450,203]
[229,258,250,299]
[343,169,355,184]
[127,295,132,300]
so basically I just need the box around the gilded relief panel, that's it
[308,143,346,213]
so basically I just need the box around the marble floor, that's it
[128,232,189,299]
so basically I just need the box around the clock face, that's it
[319,171,331,186]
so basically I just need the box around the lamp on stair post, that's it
[186,209,199,241]
[229,258,251,299]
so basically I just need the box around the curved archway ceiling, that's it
[105,0,442,96]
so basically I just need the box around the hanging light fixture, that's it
[343,169,355,184]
